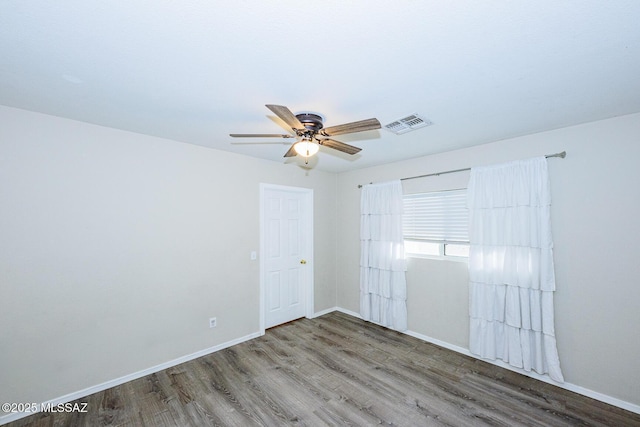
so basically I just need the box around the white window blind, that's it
[403,189,469,243]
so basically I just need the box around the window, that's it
[403,189,469,259]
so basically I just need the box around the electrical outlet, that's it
[209,317,217,328]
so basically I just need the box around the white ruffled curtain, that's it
[360,180,407,331]
[467,157,564,382]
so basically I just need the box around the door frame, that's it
[259,183,314,334]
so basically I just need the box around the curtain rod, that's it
[357,151,566,188]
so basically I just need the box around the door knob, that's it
[300,259,307,264]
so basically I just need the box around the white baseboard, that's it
[311,306,339,318]
[330,307,640,415]
[0,331,262,426]
[334,307,361,318]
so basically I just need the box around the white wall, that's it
[336,113,640,407]
[0,106,337,406]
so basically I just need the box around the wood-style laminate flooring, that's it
[6,312,640,426]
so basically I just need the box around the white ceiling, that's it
[2,1,640,172]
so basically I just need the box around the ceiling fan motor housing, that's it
[295,113,324,132]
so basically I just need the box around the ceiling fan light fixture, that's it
[293,140,320,158]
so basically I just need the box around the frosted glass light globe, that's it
[294,140,320,157]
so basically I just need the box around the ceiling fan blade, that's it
[265,104,305,130]
[230,133,294,138]
[321,118,381,136]
[319,138,362,155]
[283,144,298,158]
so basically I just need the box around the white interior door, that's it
[261,184,313,330]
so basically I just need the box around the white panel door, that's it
[262,186,312,329]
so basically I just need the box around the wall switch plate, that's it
[209,317,217,328]
[250,251,257,260]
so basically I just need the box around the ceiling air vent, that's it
[384,114,433,135]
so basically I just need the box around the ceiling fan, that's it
[230,104,381,163]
